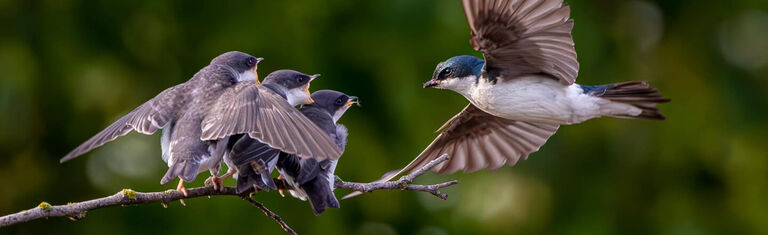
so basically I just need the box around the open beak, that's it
[304,74,319,103]
[303,85,314,103]
[301,74,320,103]
[345,96,360,107]
[423,79,439,88]
[253,58,264,85]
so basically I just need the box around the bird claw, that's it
[177,181,189,197]
[276,175,286,197]
[177,180,188,206]
[204,176,224,191]
[204,169,236,192]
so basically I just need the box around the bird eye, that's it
[439,67,453,79]
[297,76,305,83]
[335,97,345,106]
[246,57,255,67]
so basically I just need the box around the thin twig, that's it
[335,154,457,199]
[242,196,297,235]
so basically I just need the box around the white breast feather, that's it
[467,76,576,124]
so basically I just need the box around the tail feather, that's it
[161,160,200,184]
[585,81,670,120]
[303,177,340,215]
[235,163,278,194]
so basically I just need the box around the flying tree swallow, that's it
[347,0,669,196]
[228,90,357,215]
[200,71,344,190]
[61,51,263,199]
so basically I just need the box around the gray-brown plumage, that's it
[61,51,262,190]
[276,90,354,215]
[201,70,343,162]
[463,0,579,85]
[228,90,356,215]
[396,104,559,174]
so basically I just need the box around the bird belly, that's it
[197,153,220,174]
[468,76,598,124]
[326,160,338,191]
[160,125,172,164]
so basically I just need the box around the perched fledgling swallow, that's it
[200,71,344,190]
[276,90,356,215]
[61,51,263,199]
[346,0,668,198]
[228,90,357,215]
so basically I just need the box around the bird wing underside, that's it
[342,104,558,199]
[61,84,186,163]
[463,0,579,84]
[392,104,559,178]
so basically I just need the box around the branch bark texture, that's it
[0,155,456,234]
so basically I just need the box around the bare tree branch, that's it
[0,155,457,234]
[335,154,457,199]
[0,186,297,234]
[241,196,297,235]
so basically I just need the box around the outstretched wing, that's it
[61,84,186,163]
[402,104,558,174]
[343,104,558,199]
[463,0,579,84]
[201,83,342,160]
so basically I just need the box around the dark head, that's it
[303,90,358,123]
[423,55,484,91]
[211,51,264,83]
[262,69,320,106]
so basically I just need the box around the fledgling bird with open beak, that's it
[346,0,669,198]
[227,90,357,215]
[201,71,344,191]
[60,51,262,204]
[275,90,356,215]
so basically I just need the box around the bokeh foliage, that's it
[1,0,767,234]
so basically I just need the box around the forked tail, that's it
[583,81,670,120]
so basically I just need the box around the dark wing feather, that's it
[463,0,578,84]
[383,105,556,179]
[342,104,558,199]
[230,136,281,167]
[201,84,342,160]
[60,84,185,163]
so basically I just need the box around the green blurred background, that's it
[2,0,768,234]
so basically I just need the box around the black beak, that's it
[255,58,264,64]
[423,79,438,88]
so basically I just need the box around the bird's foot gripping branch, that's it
[0,155,457,235]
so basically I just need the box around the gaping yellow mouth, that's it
[345,96,359,107]
[305,74,320,103]
[252,66,260,85]
[304,84,314,103]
